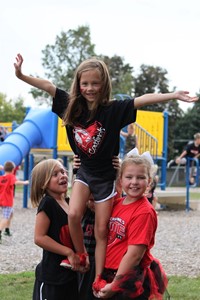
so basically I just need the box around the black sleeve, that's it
[52,88,69,119]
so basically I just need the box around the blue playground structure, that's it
[0,108,59,207]
[1,103,196,211]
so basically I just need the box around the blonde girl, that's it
[97,153,168,299]
[31,159,80,300]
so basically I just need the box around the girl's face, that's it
[46,163,68,199]
[120,163,150,202]
[80,69,102,108]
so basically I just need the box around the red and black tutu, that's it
[101,259,168,299]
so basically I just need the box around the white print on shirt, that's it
[85,224,94,237]
[107,217,125,245]
[73,121,106,157]
[190,150,199,155]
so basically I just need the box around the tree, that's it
[174,92,200,136]
[0,93,26,123]
[166,91,200,159]
[30,25,136,105]
[134,64,170,111]
[100,55,134,96]
[167,101,184,159]
[30,25,96,105]
[133,64,184,160]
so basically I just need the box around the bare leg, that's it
[94,197,114,279]
[0,218,10,231]
[5,212,13,232]
[68,181,91,254]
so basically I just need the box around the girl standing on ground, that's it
[31,159,81,300]
[96,153,168,299]
[14,53,198,291]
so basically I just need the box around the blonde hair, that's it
[194,133,200,140]
[30,159,66,207]
[63,58,112,126]
[119,155,153,179]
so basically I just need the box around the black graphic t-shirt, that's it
[52,88,137,177]
[82,208,95,257]
[35,195,77,285]
[185,142,200,158]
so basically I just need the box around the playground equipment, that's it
[0,108,58,166]
[185,157,200,211]
[0,108,59,207]
[157,157,200,211]
[120,110,168,190]
[0,106,168,207]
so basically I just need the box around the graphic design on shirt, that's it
[190,150,199,156]
[73,121,106,156]
[59,225,74,249]
[85,224,94,237]
[108,217,125,245]
[0,178,8,184]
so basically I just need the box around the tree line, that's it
[1,25,200,160]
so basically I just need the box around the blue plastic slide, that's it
[0,108,58,167]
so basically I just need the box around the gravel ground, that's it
[0,191,200,277]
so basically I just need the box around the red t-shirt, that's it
[105,196,157,270]
[0,173,16,207]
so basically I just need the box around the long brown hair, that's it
[63,58,112,126]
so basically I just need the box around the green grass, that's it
[190,191,200,200]
[167,276,200,299]
[0,272,34,300]
[15,185,24,192]
[0,272,200,300]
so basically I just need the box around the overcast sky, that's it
[1,0,200,111]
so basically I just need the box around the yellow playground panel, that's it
[57,118,72,152]
[57,110,164,156]
[136,110,163,156]
[0,122,12,132]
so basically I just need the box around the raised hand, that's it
[14,53,23,78]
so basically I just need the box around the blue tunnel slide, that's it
[0,108,58,167]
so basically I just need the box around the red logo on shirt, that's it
[73,121,105,156]
[108,217,125,245]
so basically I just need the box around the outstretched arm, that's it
[14,53,56,97]
[134,91,199,108]
[176,150,187,164]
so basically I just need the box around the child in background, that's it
[79,195,96,300]
[146,164,159,210]
[120,123,138,155]
[0,164,22,236]
[176,132,200,184]
[31,159,82,300]
[0,161,29,243]
[167,133,200,185]
[95,153,167,299]
[14,53,198,287]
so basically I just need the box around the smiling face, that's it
[79,69,102,109]
[120,162,150,202]
[46,163,68,199]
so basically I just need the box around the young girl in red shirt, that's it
[95,151,167,299]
